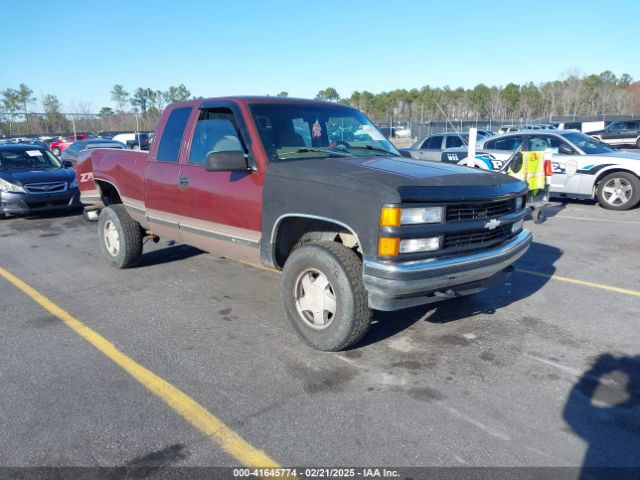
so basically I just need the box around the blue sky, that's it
[1,0,638,112]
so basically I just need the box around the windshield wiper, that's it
[278,147,355,158]
[347,144,399,156]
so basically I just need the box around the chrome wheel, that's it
[103,220,120,257]
[294,268,337,330]
[602,177,633,206]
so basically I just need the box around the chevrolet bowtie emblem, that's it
[484,218,501,230]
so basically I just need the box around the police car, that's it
[441,130,640,210]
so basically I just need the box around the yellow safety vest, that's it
[508,151,547,193]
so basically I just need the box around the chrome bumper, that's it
[363,229,532,310]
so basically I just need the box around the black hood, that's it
[266,156,526,202]
[0,167,75,186]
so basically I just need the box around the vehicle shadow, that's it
[563,353,640,479]
[355,241,563,348]
[3,207,83,221]
[140,243,204,267]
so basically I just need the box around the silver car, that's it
[443,130,640,210]
[402,132,476,161]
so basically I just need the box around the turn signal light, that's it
[380,207,401,227]
[378,237,400,256]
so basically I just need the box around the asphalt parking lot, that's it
[1,200,639,470]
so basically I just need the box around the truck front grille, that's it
[443,224,512,250]
[446,200,512,222]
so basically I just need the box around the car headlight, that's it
[378,236,442,256]
[515,196,523,210]
[399,237,441,253]
[511,219,524,234]
[0,178,26,193]
[380,206,443,226]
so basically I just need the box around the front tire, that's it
[596,172,640,210]
[98,205,143,268]
[281,241,372,351]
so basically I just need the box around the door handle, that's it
[179,177,190,186]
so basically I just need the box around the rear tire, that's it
[596,172,640,210]
[281,241,372,351]
[98,205,143,268]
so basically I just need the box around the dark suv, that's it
[587,121,640,148]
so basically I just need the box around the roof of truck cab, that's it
[170,96,350,108]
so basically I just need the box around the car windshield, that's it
[0,148,61,170]
[562,132,616,154]
[250,103,400,161]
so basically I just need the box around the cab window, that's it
[486,136,523,151]
[156,107,192,163]
[188,108,243,165]
[422,135,443,149]
[445,135,465,148]
[528,135,571,152]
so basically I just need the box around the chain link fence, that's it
[0,112,160,139]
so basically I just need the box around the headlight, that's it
[380,206,443,226]
[511,219,524,234]
[0,178,26,193]
[515,196,523,210]
[399,237,441,254]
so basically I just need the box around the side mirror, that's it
[399,149,413,158]
[558,145,575,155]
[204,150,248,172]
[62,160,73,168]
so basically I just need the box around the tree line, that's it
[2,71,640,136]
[315,71,640,123]
[0,83,194,135]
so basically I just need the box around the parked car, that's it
[0,144,80,217]
[401,132,478,161]
[478,129,497,137]
[0,137,50,149]
[50,133,94,156]
[442,130,640,210]
[60,139,126,167]
[112,132,151,150]
[586,120,640,148]
[498,125,521,134]
[77,96,531,351]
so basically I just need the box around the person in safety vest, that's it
[508,151,548,194]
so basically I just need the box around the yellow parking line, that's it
[222,255,640,299]
[554,215,640,225]
[516,268,640,298]
[0,266,279,468]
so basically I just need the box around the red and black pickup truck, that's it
[77,96,532,351]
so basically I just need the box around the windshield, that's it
[0,148,62,170]
[562,132,615,154]
[250,103,400,161]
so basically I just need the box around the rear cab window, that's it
[156,107,192,162]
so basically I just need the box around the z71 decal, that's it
[79,172,94,182]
